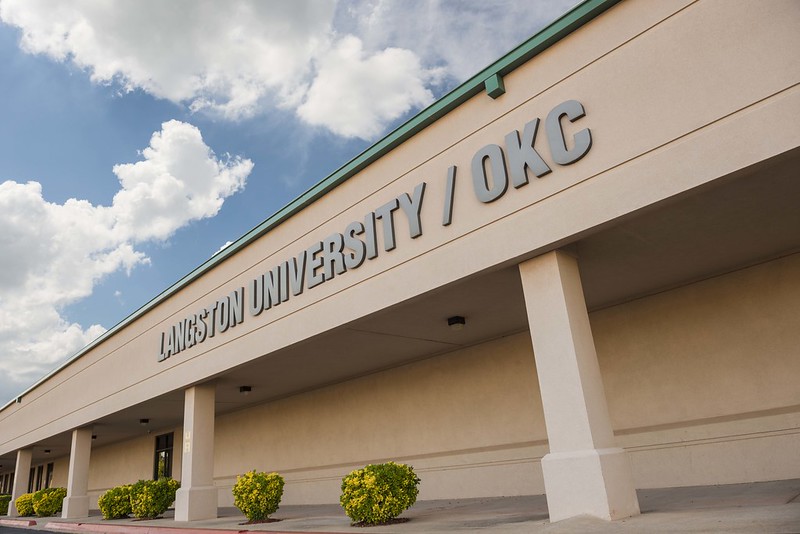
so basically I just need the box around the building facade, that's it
[2,0,799,523]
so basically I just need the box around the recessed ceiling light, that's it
[447,316,466,331]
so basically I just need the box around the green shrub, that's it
[340,462,420,525]
[32,487,67,517]
[98,485,132,519]
[232,471,285,522]
[0,494,12,515]
[14,493,35,516]
[129,478,180,519]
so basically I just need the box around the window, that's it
[28,467,34,493]
[153,432,174,480]
[45,463,54,489]
[35,464,44,491]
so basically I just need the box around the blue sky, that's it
[0,0,575,403]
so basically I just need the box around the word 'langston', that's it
[159,182,426,361]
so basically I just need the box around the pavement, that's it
[2,479,799,533]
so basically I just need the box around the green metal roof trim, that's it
[4,0,620,410]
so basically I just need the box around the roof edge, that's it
[2,0,621,412]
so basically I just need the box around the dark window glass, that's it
[46,463,54,489]
[153,432,174,480]
[28,467,35,493]
[35,464,44,491]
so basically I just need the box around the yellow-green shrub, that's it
[340,462,420,525]
[232,471,285,522]
[98,485,132,519]
[14,493,35,516]
[0,494,12,515]
[32,487,67,517]
[129,478,180,519]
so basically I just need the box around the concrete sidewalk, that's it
[3,479,799,533]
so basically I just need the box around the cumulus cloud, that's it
[297,36,439,138]
[112,120,251,241]
[0,0,335,118]
[0,0,573,140]
[0,121,252,398]
[340,0,578,82]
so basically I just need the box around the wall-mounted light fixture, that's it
[139,418,149,426]
[239,386,252,395]
[44,449,51,454]
[92,435,97,440]
[447,316,466,331]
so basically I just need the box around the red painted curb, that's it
[0,518,38,527]
[43,521,344,534]
[42,522,343,534]
[44,523,248,534]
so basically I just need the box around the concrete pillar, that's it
[519,250,639,522]
[174,383,217,521]
[7,448,32,517]
[62,427,93,518]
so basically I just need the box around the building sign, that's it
[158,99,591,361]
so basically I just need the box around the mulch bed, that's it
[353,518,410,527]
[239,518,282,525]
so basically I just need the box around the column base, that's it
[174,486,218,522]
[61,496,90,519]
[542,447,640,522]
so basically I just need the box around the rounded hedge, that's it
[98,484,133,519]
[0,494,13,515]
[32,487,67,517]
[232,471,285,522]
[340,462,420,525]
[129,478,180,519]
[14,493,35,516]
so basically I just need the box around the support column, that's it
[174,383,217,521]
[7,449,32,517]
[62,427,93,518]
[519,250,639,522]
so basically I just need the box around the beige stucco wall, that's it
[206,253,796,504]
[81,427,183,508]
[212,332,547,505]
[595,253,800,488]
[50,456,69,489]
[0,455,68,493]
[87,435,154,492]
[75,332,547,506]
[45,253,799,508]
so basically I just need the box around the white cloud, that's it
[112,120,251,241]
[0,0,335,118]
[215,241,234,255]
[341,0,578,81]
[0,0,574,140]
[0,121,252,397]
[297,35,438,138]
